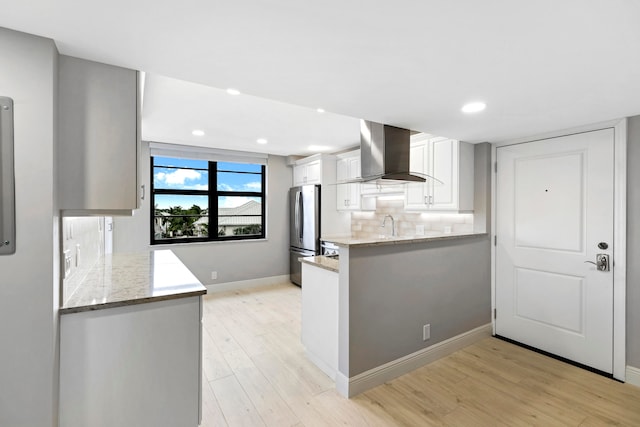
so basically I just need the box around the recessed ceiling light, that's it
[308,145,331,152]
[316,108,325,113]
[192,129,205,136]
[257,138,268,145]
[226,88,241,95]
[461,102,486,113]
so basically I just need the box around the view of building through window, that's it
[151,157,265,243]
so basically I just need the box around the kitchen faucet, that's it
[381,215,396,237]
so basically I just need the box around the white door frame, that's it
[491,118,627,381]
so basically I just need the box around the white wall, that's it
[0,28,59,426]
[113,144,292,285]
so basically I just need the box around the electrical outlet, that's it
[423,324,431,341]
[211,271,217,280]
[416,224,425,235]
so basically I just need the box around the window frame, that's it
[150,157,266,245]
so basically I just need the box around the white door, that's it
[495,128,614,373]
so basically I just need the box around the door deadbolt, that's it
[584,254,610,272]
[598,242,609,250]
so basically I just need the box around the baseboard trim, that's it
[338,323,492,398]
[205,275,291,293]
[626,365,640,388]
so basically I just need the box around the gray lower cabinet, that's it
[58,55,140,214]
[59,297,202,427]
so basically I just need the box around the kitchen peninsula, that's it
[301,230,492,398]
[59,250,206,427]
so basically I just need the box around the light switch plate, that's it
[416,225,425,235]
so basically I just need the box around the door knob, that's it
[584,254,610,272]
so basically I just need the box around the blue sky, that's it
[153,157,262,210]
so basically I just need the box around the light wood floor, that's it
[200,283,640,426]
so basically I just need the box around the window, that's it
[151,156,266,244]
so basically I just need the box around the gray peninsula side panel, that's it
[346,235,491,376]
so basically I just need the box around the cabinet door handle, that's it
[140,184,146,200]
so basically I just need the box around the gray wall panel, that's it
[0,27,59,426]
[346,236,491,375]
[627,116,640,367]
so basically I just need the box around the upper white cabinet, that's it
[336,151,364,211]
[293,159,321,186]
[291,153,350,236]
[58,55,140,214]
[405,135,474,212]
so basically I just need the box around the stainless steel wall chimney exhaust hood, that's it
[359,120,426,183]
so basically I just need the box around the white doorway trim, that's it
[491,118,627,381]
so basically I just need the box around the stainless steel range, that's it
[320,240,339,256]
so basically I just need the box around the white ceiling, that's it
[142,74,361,156]
[2,1,640,156]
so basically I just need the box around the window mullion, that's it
[210,161,218,241]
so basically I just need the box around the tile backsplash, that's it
[61,217,105,304]
[350,199,473,239]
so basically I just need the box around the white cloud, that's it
[166,169,201,185]
[218,183,234,191]
[244,181,261,190]
[155,168,202,186]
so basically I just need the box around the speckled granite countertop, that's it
[60,250,207,314]
[300,255,339,273]
[322,231,487,248]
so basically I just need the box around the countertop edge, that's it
[300,256,339,273]
[322,232,487,248]
[60,289,207,315]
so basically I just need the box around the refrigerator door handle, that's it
[299,190,304,239]
[294,191,300,244]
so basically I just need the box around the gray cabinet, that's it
[58,55,140,214]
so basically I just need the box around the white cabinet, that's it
[58,55,141,214]
[336,151,367,211]
[301,262,339,379]
[291,153,350,236]
[59,297,202,427]
[405,135,474,212]
[293,159,321,185]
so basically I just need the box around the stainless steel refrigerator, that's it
[289,184,320,286]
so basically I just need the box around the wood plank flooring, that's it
[200,283,640,426]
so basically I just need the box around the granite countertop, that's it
[60,250,207,314]
[322,231,487,248]
[300,255,339,273]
